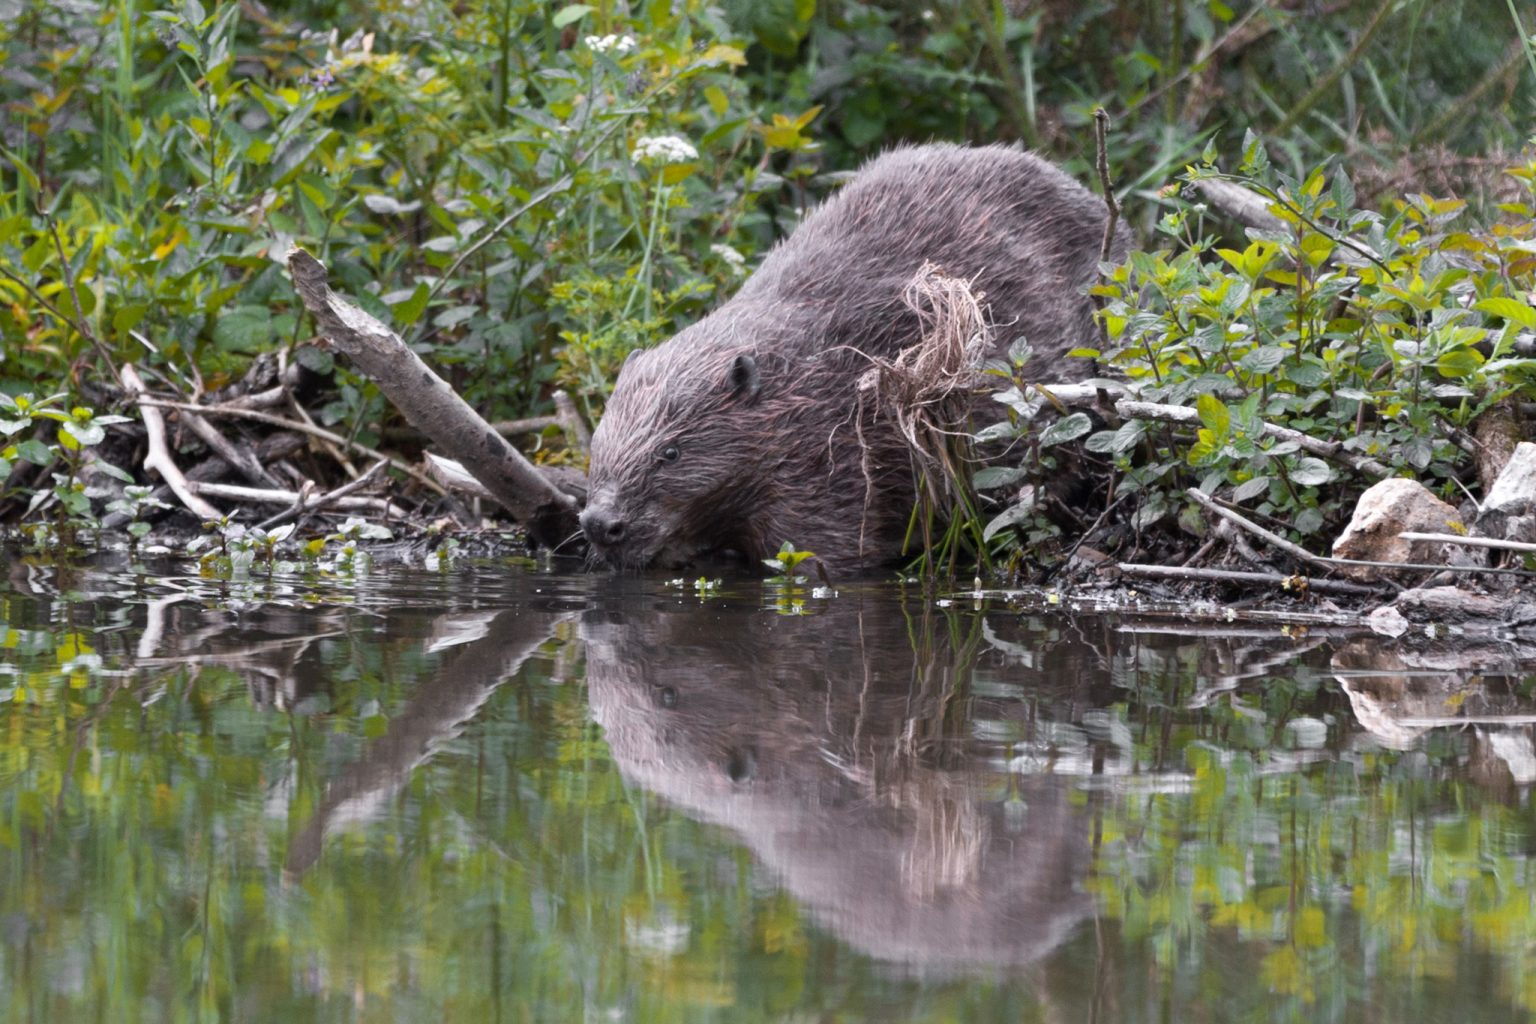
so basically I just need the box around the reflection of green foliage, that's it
[0,574,1049,1021]
[1085,676,1536,1020]
[5,570,1536,1020]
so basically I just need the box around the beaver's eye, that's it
[658,444,680,463]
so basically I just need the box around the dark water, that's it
[2,552,1535,1023]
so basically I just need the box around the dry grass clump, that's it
[855,261,994,566]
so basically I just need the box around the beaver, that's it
[581,143,1129,574]
[581,594,1093,970]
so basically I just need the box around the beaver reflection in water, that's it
[581,144,1127,574]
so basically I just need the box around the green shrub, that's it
[980,138,1536,563]
[0,0,819,427]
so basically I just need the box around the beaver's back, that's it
[737,143,1126,375]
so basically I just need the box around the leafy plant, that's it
[0,393,133,545]
[977,138,1536,563]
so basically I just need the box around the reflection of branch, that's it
[283,608,566,878]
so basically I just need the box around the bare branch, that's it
[286,248,580,550]
[121,364,222,521]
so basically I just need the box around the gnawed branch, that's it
[287,247,582,552]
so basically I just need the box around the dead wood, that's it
[139,399,441,495]
[1192,179,1288,234]
[1187,487,1536,579]
[552,389,592,455]
[101,432,309,530]
[254,460,397,529]
[177,406,281,489]
[122,363,221,521]
[1116,562,1386,597]
[1473,397,1523,495]
[1398,532,1536,555]
[1118,399,1394,479]
[287,248,581,552]
[188,480,404,518]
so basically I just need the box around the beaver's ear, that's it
[620,348,643,373]
[728,353,761,402]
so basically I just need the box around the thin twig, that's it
[177,407,282,489]
[1092,108,1122,269]
[46,216,123,389]
[1117,561,1386,596]
[288,390,358,479]
[137,398,445,496]
[1118,398,1393,478]
[1195,173,1390,273]
[1007,385,1395,480]
[188,480,403,516]
[1398,532,1536,555]
[255,459,392,530]
[1091,108,1122,353]
[1187,487,1536,578]
[1396,714,1536,728]
[552,389,592,455]
[491,415,561,436]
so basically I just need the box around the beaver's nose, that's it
[579,506,627,546]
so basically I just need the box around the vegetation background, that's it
[1,0,1533,561]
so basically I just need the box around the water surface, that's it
[2,552,1535,1022]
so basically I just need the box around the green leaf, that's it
[1238,346,1286,375]
[552,4,593,28]
[1473,297,1536,330]
[1294,507,1324,535]
[1195,393,1230,436]
[1284,360,1329,388]
[1232,476,1270,503]
[1084,429,1119,454]
[61,419,105,448]
[272,128,333,187]
[1,146,41,194]
[213,305,273,353]
[16,439,53,465]
[295,345,334,375]
[972,466,1026,490]
[113,303,149,335]
[1330,171,1356,212]
[390,282,431,326]
[93,458,134,483]
[1290,457,1331,487]
[982,501,1035,543]
[1038,412,1092,447]
[1084,419,1148,456]
[1435,348,1485,378]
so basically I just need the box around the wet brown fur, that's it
[583,143,1130,574]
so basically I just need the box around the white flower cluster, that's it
[632,134,698,165]
[710,243,746,272]
[585,34,637,54]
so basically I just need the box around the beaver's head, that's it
[582,326,792,570]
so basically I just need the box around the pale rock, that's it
[1331,477,1483,580]
[1476,441,1536,543]
[1367,604,1410,638]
